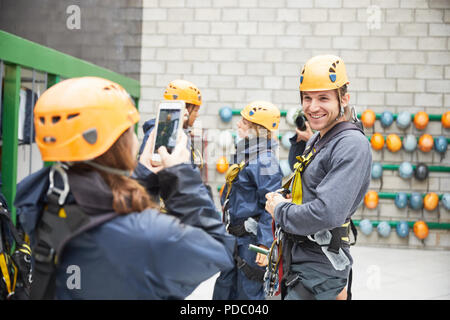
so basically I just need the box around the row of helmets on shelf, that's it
[371,162,445,180]
[216,107,448,176]
[370,132,447,153]
[361,109,450,130]
[358,219,430,240]
[364,191,450,211]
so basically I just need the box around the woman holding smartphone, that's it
[14,77,235,299]
[213,101,283,300]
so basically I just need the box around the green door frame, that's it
[0,30,140,225]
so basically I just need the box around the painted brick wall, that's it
[148,0,450,248]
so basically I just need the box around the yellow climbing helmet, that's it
[34,77,139,162]
[163,79,202,106]
[299,54,349,92]
[240,100,281,131]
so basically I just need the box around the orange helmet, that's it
[299,55,349,92]
[364,191,379,209]
[361,109,376,128]
[34,77,139,162]
[241,101,281,131]
[216,156,229,174]
[413,220,429,240]
[413,111,429,130]
[163,79,202,106]
[371,133,385,151]
[442,111,450,129]
[386,134,402,152]
[418,134,434,152]
[424,192,439,211]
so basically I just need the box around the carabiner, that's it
[47,162,70,206]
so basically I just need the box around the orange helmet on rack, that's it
[413,111,429,130]
[442,111,450,129]
[371,133,385,151]
[34,77,139,162]
[163,79,202,106]
[216,156,229,174]
[418,134,434,152]
[423,192,439,211]
[413,220,429,240]
[364,191,379,209]
[361,109,376,128]
[386,134,402,152]
[241,100,281,131]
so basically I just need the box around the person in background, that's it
[213,101,283,300]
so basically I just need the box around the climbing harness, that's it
[30,163,118,299]
[0,201,32,300]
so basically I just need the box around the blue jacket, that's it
[15,163,235,299]
[221,137,282,249]
[138,119,156,156]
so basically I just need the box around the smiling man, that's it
[264,55,372,300]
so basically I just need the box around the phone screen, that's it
[154,108,181,154]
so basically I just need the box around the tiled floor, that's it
[186,245,450,300]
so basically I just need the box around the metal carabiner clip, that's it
[47,162,70,206]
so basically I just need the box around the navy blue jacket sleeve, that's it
[138,118,155,156]
[158,164,236,263]
[288,134,306,171]
[132,162,160,200]
[246,155,282,248]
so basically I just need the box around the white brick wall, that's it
[139,0,450,248]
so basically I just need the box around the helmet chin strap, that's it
[335,104,345,122]
[83,160,132,177]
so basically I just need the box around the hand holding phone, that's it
[157,131,190,168]
[139,129,164,173]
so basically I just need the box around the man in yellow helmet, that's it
[265,55,372,300]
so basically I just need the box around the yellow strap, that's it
[223,161,246,201]
[341,221,350,242]
[11,263,17,296]
[291,169,303,205]
[192,148,204,169]
[58,207,67,218]
[289,150,315,205]
[159,197,168,213]
[0,253,12,294]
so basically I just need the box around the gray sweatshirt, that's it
[274,127,372,277]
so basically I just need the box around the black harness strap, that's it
[226,215,261,238]
[235,255,265,283]
[31,193,117,300]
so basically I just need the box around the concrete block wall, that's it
[139,0,450,249]
[0,0,143,81]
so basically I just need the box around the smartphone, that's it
[151,100,186,162]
